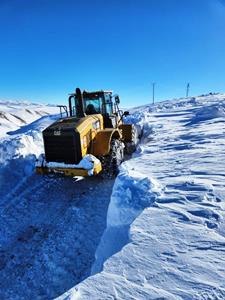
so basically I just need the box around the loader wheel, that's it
[100,139,124,178]
[124,126,138,155]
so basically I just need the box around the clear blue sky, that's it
[0,0,225,107]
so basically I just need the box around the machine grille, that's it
[43,134,82,164]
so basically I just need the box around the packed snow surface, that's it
[1,94,225,300]
[59,93,225,300]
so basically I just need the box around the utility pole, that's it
[186,83,190,98]
[152,82,156,104]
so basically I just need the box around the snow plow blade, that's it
[35,154,102,177]
[36,164,102,177]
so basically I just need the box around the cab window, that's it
[104,94,113,115]
[84,97,103,115]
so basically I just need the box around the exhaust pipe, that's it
[75,88,86,118]
[68,95,74,117]
[68,88,86,118]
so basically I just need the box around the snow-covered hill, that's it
[0,94,225,299]
[0,100,58,137]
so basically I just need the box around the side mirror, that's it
[115,95,120,104]
[123,111,129,116]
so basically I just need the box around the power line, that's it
[186,83,190,97]
[152,82,156,104]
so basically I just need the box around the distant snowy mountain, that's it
[0,100,58,137]
[0,94,225,299]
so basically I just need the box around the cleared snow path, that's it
[0,103,114,299]
[0,159,114,299]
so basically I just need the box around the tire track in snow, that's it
[0,159,114,299]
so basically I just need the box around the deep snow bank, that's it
[0,101,59,165]
[91,165,161,275]
[0,114,59,165]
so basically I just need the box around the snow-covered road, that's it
[0,167,114,299]
[0,102,114,299]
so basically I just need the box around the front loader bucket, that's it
[35,154,102,177]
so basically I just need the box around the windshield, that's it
[69,93,114,117]
[84,96,103,115]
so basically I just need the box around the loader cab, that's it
[82,91,114,115]
[68,88,120,128]
[83,90,118,128]
[83,91,106,115]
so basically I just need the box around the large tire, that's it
[99,139,124,178]
[124,126,138,155]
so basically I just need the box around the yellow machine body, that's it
[36,88,136,177]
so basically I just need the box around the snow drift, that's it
[91,166,161,275]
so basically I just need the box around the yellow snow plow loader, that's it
[36,88,139,177]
